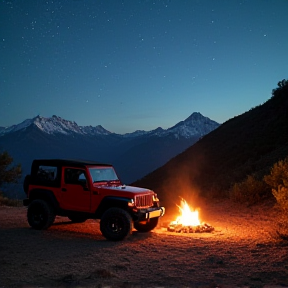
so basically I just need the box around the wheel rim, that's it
[108,216,124,234]
[30,205,45,225]
[32,213,44,225]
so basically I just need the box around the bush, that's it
[229,175,269,205]
[264,156,288,239]
[264,156,288,212]
[272,185,288,213]
[0,190,22,207]
[264,157,288,190]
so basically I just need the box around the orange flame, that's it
[171,199,200,227]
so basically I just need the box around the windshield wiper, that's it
[93,180,119,184]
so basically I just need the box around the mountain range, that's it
[0,112,219,139]
[0,112,219,197]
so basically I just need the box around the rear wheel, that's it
[100,208,132,241]
[27,199,55,230]
[134,217,159,232]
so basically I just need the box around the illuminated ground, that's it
[0,200,287,288]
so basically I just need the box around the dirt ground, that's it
[1,199,288,288]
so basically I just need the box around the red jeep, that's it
[23,159,165,241]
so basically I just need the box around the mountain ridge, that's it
[0,112,219,139]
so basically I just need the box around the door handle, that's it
[93,191,99,195]
[62,188,67,192]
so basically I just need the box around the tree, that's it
[272,79,288,97]
[0,151,22,188]
[277,79,288,89]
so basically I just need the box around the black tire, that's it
[27,199,55,230]
[134,217,159,232]
[68,215,87,223]
[100,207,132,241]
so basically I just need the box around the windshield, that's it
[89,167,119,183]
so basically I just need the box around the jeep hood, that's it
[96,185,153,195]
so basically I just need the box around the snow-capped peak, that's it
[33,115,79,135]
[0,115,112,136]
[165,112,220,138]
[122,113,219,139]
[0,118,34,135]
[35,115,112,135]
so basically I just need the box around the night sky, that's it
[1,0,287,134]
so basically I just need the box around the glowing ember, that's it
[167,199,214,233]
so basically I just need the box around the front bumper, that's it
[135,206,165,221]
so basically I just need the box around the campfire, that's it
[167,199,214,233]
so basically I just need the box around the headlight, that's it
[128,198,135,207]
[152,194,159,202]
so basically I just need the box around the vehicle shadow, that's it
[52,220,76,226]
[50,218,156,242]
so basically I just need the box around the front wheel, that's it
[27,199,55,230]
[100,208,132,241]
[134,217,159,232]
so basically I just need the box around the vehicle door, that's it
[60,167,91,212]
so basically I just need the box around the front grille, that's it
[135,194,153,208]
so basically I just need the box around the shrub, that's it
[264,156,288,212]
[0,190,22,207]
[272,185,288,213]
[264,157,288,190]
[229,175,269,205]
[264,156,288,239]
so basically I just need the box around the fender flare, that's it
[28,189,59,211]
[95,196,132,218]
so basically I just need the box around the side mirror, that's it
[80,182,89,191]
[83,185,89,191]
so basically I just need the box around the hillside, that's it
[133,80,288,209]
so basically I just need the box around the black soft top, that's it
[31,159,112,173]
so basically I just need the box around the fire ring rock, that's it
[167,223,214,233]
